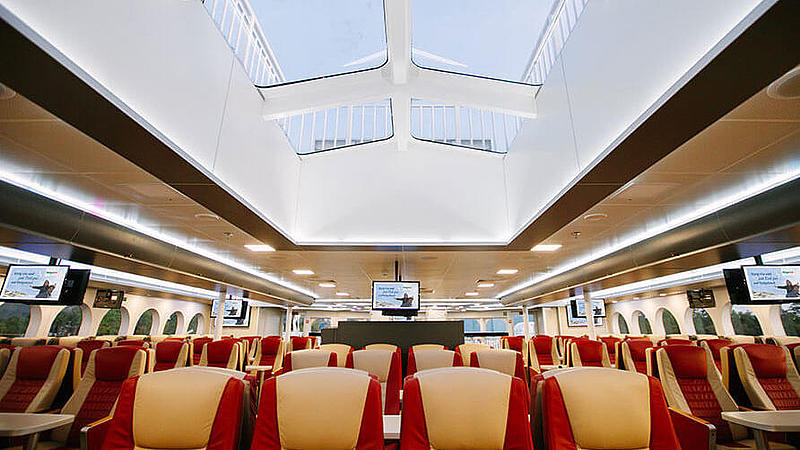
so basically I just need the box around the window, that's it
[617,314,630,334]
[781,303,800,337]
[163,312,180,335]
[730,305,763,336]
[485,318,507,332]
[512,313,535,336]
[187,313,202,334]
[661,309,681,335]
[636,312,652,334]
[0,303,31,337]
[692,309,717,335]
[463,319,481,333]
[310,318,331,333]
[134,309,157,335]
[97,309,122,336]
[49,305,82,337]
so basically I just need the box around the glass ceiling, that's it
[411,0,557,84]
[250,0,387,86]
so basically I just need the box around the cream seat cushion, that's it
[290,349,334,370]
[474,349,517,376]
[414,349,456,372]
[318,344,352,368]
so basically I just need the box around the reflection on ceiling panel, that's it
[278,100,393,155]
[410,99,526,154]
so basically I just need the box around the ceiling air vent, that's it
[767,67,800,100]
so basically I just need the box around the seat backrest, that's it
[346,349,401,414]
[0,348,9,379]
[192,336,214,365]
[529,336,559,371]
[407,349,460,375]
[102,369,245,449]
[657,338,695,346]
[470,349,526,379]
[318,343,353,368]
[52,347,146,446]
[154,341,189,371]
[401,367,532,449]
[116,339,149,349]
[289,336,314,352]
[282,349,337,372]
[542,368,680,450]
[734,344,800,410]
[364,343,398,352]
[411,343,446,351]
[77,340,111,375]
[728,335,757,344]
[10,337,47,347]
[657,345,747,443]
[201,340,240,369]
[256,336,284,367]
[598,336,621,360]
[455,343,490,366]
[0,346,70,412]
[570,340,611,368]
[698,338,731,368]
[251,368,382,450]
[621,340,653,373]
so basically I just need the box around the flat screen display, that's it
[571,299,606,318]
[94,289,125,309]
[210,298,248,318]
[372,281,420,310]
[0,265,70,303]
[687,289,715,308]
[567,304,602,327]
[742,265,800,302]
[223,302,250,327]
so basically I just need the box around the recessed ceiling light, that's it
[497,269,518,275]
[583,213,608,222]
[194,212,221,220]
[465,292,479,296]
[659,293,667,297]
[318,282,336,288]
[336,292,350,296]
[292,269,314,275]
[633,297,640,300]
[477,281,495,288]
[531,244,562,252]
[244,244,275,252]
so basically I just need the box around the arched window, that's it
[163,312,181,335]
[485,318,507,332]
[310,318,331,332]
[661,309,681,335]
[512,313,535,336]
[187,313,203,334]
[97,309,122,336]
[635,312,652,334]
[463,319,481,333]
[134,309,157,335]
[48,305,83,337]
[780,303,800,337]
[692,309,716,335]
[0,303,31,337]
[730,305,763,336]
[617,314,630,334]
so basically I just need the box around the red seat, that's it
[200,340,240,370]
[501,336,527,366]
[734,344,800,410]
[569,339,611,368]
[542,368,680,450]
[657,338,695,346]
[786,342,800,372]
[192,337,213,365]
[454,343,489,366]
[598,336,621,367]
[254,336,284,368]
[529,336,560,372]
[469,349,529,381]
[153,340,189,371]
[345,349,402,414]
[318,343,354,368]
[101,369,245,450]
[76,339,111,376]
[251,367,383,449]
[406,349,461,376]
[116,339,149,349]
[0,346,70,412]
[621,340,653,373]
[279,349,337,373]
[288,336,314,352]
[401,367,532,449]
[698,338,731,371]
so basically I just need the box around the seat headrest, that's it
[627,340,653,359]
[742,344,787,378]
[352,349,393,381]
[533,337,553,353]
[661,339,693,346]
[17,346,66,379]
[155,341,184,361]
[473,349,518,375]
[663,345,707,378]
[574,340,603,361]
[206,340,236,362]
[261,336,282,352]
[290,349,335,369]
[95,347,143,381]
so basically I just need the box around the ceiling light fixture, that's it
[244,244,275,252]
[292,269,314,275]
[318,282,336,288]
[497,269,518,275]
[477,281,495,288]
[531,244,562,252]
[465,292,479,296]
[336,292,350,296]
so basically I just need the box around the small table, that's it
[0,413,75,450]
[245,365,273,373]
[384,415,400,440]
[721,411,800,450]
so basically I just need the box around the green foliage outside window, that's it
[692,309,716,335]
[187,313,202,334]
[637,313,652,334]
[731,306,762,336]
[97,309,121,336]
[779,303,800,337]
[617,315,629,334]
[0,303,31,337]
[134,309,156,335]
[163,312,179,335]
[661,309,681,335]
[49,305,82,337]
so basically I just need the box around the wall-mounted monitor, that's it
[687,289,715,308]
[59,269,90,306]
[210,298,248,318]
[742,265,800,303]
[566,304,602,327]
[570,299,606,318]
[0,264,71,304]
[723,268,751,305]
[372,281,420,311]
[222,302,250,327]
[94,289,125,309]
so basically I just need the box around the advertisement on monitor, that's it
[0,265,70,302]
[372,281,420,310]
[743,265,800,302]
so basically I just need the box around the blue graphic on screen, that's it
[372,281,420,310]
[743,266,800,300]
[0,265,69,302]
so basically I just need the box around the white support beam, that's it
[383,0,413,85]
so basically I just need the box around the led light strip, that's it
[0,169,317,298]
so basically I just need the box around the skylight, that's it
[250,0,387,86]
[411,0,557,84]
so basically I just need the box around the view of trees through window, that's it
[730,305,762,336]
[636,312,652,334]
[134,309,156,335]
[617,314,629,334]
[0,303,31,337]
[97,309,122,335]
[661,309,680,335]
[49,305,82,337]
[780,303,800,337]
[163,312,179,335]
[692,309,716,335]
[187,313,202,334]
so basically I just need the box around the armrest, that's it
[669,408,716,450]
[80,416,113,450]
